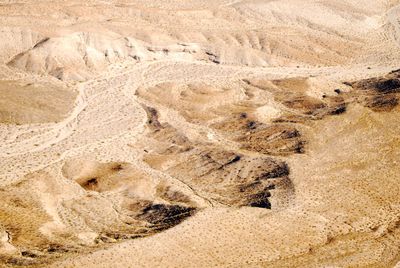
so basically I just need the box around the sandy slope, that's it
[0,0,399,267]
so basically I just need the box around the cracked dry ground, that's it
[1,70,400,267]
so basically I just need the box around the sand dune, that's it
[0,0,400,267]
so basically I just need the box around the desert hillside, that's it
[0,0,400,267]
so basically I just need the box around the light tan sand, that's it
[0,81,77,124]
[0,0,399,267]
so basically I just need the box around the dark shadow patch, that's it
[375,79,400,93]
[137,204,195,229]
[81,178,98,191]
[237,124,305,156]
[282,96,327,114]
[347,70,400,111]
[32,37,50,49]
[143,105,163,129]
[329,103,347,115]
[366,94,399,112]
[247,190,272,209]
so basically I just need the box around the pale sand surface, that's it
[0,1,399,267]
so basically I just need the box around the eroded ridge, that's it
[1,0,400,267]
[347,69,400,111]
[142,105,295,209]
[0,160,197,266]
[137,80,337,213]
[138,71,400,213]
[1,70,400,267]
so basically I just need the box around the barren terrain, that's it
[0,0,400,267]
